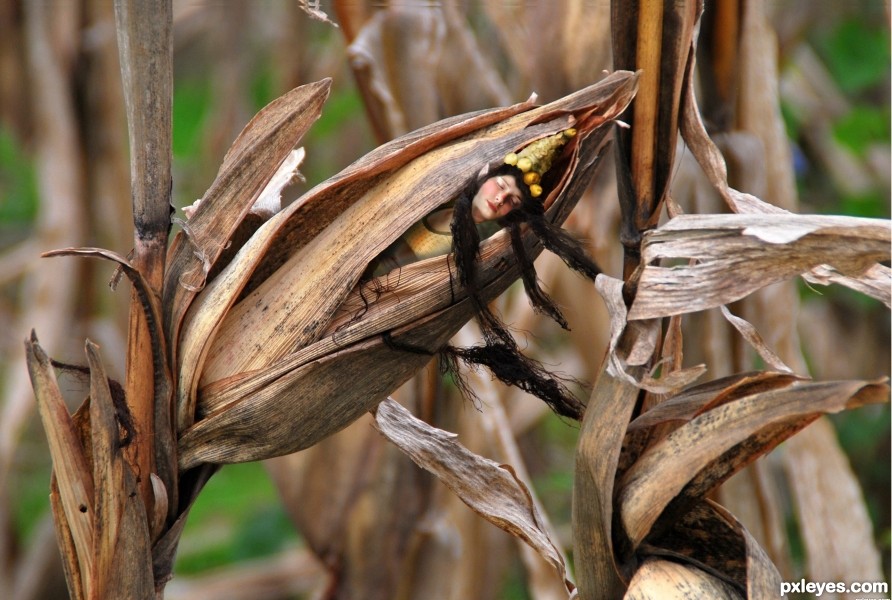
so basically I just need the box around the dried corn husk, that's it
[175,71,640,468]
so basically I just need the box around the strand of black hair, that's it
[507,219,569,330]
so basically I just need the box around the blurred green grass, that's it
[175,462,299,575]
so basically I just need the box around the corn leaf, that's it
[628,214,890,320]
[618,378,889,548]
[85,341,153,599]
[24,333,95,596]
[373,397,574,595]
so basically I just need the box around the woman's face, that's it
[470,174,523,223]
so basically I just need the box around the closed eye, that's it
[496,177,521,207]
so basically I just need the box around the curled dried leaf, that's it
[719,306,792,373]
[573,365,642,599]
[374,398,574,595]
[618,378,889,548]
[595,274,704,393]
[628,214,890,320]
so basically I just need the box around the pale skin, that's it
[470,174,523,223]
[422,173,524,231]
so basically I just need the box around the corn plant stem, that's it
[114,0,174,517]
[630,0,663,239]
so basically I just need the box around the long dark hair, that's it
[444,164,602,420]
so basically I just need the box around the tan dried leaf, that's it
[24,333,95,595]
[595,274,705,393]
[573,367,642,600]
[373,397,574,596]
[85,341,153,599]
[163,79,332,387]
[618,378,889,548]
[719,306,792,373]
[628,214,890,320]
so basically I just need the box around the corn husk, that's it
[175,71,640,468]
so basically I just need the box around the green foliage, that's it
[175,462,299,575]
[172,80,212,159]
[0,128,38,228]
[817,18,890,96]
[833,106,891,157]
[249,65,277,113]
[838,190,888,219]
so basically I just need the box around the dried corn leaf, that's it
[49,476,86,600]
[372,398,573,596]
[618,378,888,547]
[177,73,638,466]
[628,214,890,320]
[626,371,802,434]
[573,366,641,599]
[678,57,890,306]
[596,273,705,393]
[41,246,176,498]
[85,341,153,599]
[718,306,792,374]
[805,262,891,308]
[24,333,95,593]
[162,78,331,370]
